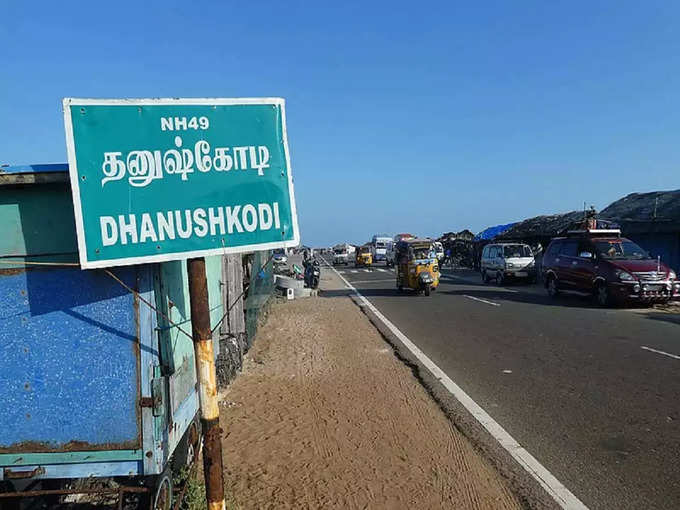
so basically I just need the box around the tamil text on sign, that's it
[63,98,299,268]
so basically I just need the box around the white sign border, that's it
[63,97,300,269]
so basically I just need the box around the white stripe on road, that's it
[377,268,388,273]
[324,260,588,510]
[641,346,680,360]
[350,270,358,273]
[349,279,395,284]
[463,295,501,307]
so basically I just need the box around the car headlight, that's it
[506,262,515,268]
[669,270,676,280]
[616,269,635,282]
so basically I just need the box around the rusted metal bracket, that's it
[3,466,45,479]
[139,397,154,408]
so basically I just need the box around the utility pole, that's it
[187,257,225,510]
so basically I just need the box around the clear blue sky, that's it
[2,1,679,246]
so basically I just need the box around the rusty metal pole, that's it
[187,257,225,510]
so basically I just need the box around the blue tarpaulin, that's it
[474,222,517,241]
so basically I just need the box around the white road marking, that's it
[324,260,588,510]
[349,278,395,284]
[363,269,371,273]
[377,268,388,273]
[350,270,358,273]
[641,346,680,360]
[464,295,501,307]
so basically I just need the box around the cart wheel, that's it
[425,286,431,296]
[153,473,173,510]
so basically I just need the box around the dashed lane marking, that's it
[463,295,501,307]
[349,279,395,284]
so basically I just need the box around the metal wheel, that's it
[424,286,431,296]
[153,473,172,510]
[497,271,504,285]
[482,270,489,283]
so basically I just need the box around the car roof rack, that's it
[565,228,621,237]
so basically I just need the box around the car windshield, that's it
[334,249,345,254]
[503,245,532,257]
[594,240,650,260]
[376,242,386,248]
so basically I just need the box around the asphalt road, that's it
[320,256,680,510]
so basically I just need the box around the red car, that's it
[542,229,679,306]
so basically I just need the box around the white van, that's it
[480,243,536,284]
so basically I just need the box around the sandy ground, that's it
[218,268,522,509]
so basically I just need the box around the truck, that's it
[371,235,392,265]
[385,233,414,267]
[0,164,230,509]
[332,243,351,265]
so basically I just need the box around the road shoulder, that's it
[217,265,523,509]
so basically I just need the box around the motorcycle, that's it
[304,259,321,289]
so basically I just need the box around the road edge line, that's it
[641,345,680,360]
[323,258,588,510]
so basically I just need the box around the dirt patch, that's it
[218,294,521,509]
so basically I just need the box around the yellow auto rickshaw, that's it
[395,238,440,295]
[356,244,373,267]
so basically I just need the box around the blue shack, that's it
[0,164,229,507]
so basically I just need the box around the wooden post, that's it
[187,257,225,510]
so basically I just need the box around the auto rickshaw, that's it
[356,244,373,267]
[395,238,440,295]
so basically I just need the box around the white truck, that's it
[332,244,352,265]
[371,234,392,265]
[385,233,414,266]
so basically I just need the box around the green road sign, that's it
[63,98,299,268]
